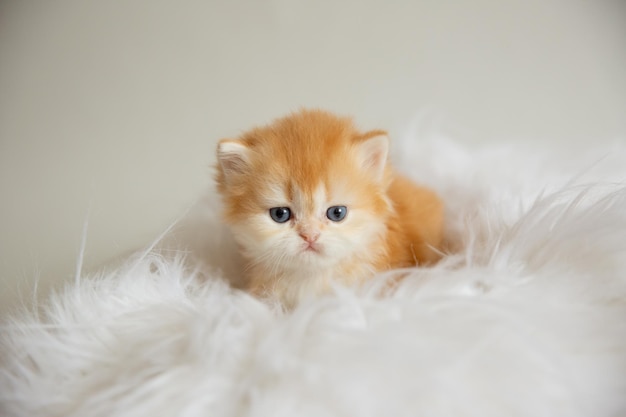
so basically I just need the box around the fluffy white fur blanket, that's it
[2,134,626,417]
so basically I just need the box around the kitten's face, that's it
[216,110,391,276]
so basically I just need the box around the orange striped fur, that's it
[216,110,443,307]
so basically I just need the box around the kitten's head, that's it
[215,109,391,277]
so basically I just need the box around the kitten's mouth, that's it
[302,243,321,254]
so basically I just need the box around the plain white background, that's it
[1,0,625,314]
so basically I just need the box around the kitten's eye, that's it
[326,206,347,222]
[269,207,291,223]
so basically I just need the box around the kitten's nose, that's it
[299,231,320,243]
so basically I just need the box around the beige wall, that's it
[1,0,625,314]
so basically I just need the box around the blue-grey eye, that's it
[269,207,291,223]
[326,206,347,222]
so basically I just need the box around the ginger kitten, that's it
[215,109,443,307]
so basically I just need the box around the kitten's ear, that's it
[356,132,389,181]
[217,139,250,180]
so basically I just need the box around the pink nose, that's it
[299,231,320,243]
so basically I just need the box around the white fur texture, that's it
[2,134,626,417]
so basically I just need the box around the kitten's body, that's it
[216,110,443,307]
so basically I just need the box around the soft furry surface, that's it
[2,133,626,417]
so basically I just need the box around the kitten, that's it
[215,109,443,307]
